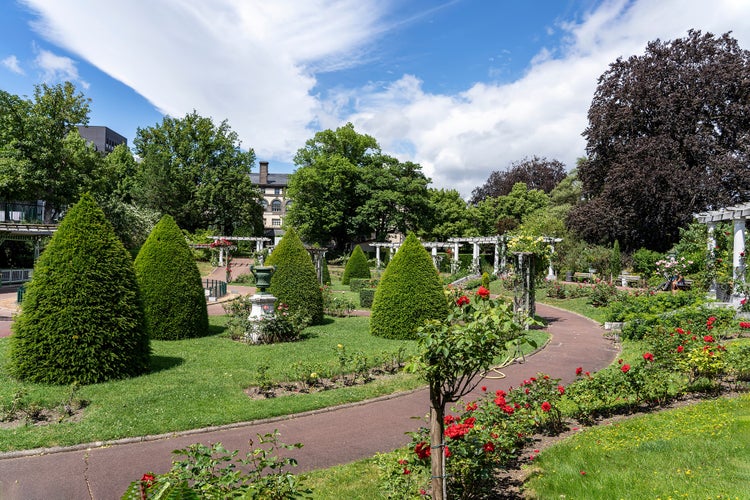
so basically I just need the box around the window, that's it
[271,200,281,212]
[274,187,281,195]
[272,219,281,227]
[260,199,268,211]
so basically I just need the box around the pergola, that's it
[694,202,750,299]
[447,236,508,274]
[0,223,57,284]
[210,236,271,265]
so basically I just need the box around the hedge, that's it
[134,215,209,340]
[370,233,449,340]
[8,194,149,385]
[341,245,371,285]
[265,227,324,325]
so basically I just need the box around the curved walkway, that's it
[0,302,619,500]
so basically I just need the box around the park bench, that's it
[617,273,642,287]
[573,272,595,282]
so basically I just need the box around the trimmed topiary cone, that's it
[8,193,150,385]
[341,245,371,285]
[134,215,209,340]
[370,233,449,340]
[265,227,324,325]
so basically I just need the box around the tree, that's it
[470,183,549,235]
[341,245,371,285]
[8,193,149,384]
[470,156,566,204]
[418,188,473,241]
[287,123,431,252]
[571,30,750,251]
[0,82,105,220]
[370,233,448,340]
[265,227,324,325]
[133,111,263,235]
[135,215,209,340]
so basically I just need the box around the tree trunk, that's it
[430,402,445,500]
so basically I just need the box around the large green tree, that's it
[418,188,473,241]
[133,111,263,234]
[471,182,549,235]
[570,30,750,251]
[470,156,566,204]
[287,123,430,252]
[0,82,105,220]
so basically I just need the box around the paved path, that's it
[0,301,619,500]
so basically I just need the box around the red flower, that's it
[642,352,654,362]
[465,402,477,411]
[456,295,470,307]
[621,364,631,373]
[476,286,490,299]
[483,442,495,452]
[541,401,552,412]
[558,385,565,395]
[580,470,587,475]
[464,417,476,427]
[502,404,515,415]
[481,386,487,392]
[141,473,155,487]
[444,446,451,458]
[618,358,623,365]
[575,366,583,376]
[704,335,714,343]
[403,468,411,475]
[676,327,685,335]
[398,459,408,465]
[494,395,506,406]
[445,422,472,440]
[415,441,431,459]
[495,389,506,397]
[444,415,456,425]
[740,322,750,329]
[677,345,684,353]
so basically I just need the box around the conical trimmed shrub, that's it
[370,233,449,340]
[8,194,149,385]
[341,245,371,285]
[134,215,209,340]
[265,227,324,325]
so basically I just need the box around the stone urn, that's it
[251,265,276,295]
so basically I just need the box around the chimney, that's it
[259,161,269,185]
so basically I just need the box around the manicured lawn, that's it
[0,316,422,452]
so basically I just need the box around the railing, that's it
[204,279,227,301]
[0,202,45,223]
[1,268,33,284]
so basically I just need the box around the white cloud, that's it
[18,0,750,198]
[21,0,386,159]
[33,46,88,89]
[2,55,25,75]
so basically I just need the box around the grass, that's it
[524,393,750,499]
[0,316,423,452]
[304,456,383,499]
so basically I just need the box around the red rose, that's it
[621,364,631,373]
[465,402,477,411]
[141,473,155,487]
[541,401,552,412]
[476,286,490,299]
[481,386,487,392]
[642,352,654,362]
[677,345,684,353]
[483,442,495,452]
[415,441,431,459]
[704,335,714,343]
[558,385,565,395]
[456,295,470,307]
[575,366,583,376]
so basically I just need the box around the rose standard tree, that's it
[409,288,532,499]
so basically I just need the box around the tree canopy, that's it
[570,30,750,251]
[0,82,105,220]
[470,156,566,204]
[286,123,430,253]
[132,111,263,235]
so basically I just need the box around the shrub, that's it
[370,233,449,340]
[265,227,324,325]
[8,194,149,385]
[134,215,209,340]
[632,247,663,276]
[360,288,375,308]
[350,278,379,292]
[341,245,371,285]
[322,258,331,285]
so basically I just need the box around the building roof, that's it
[250,173,289,186]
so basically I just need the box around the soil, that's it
[0,401,87,429]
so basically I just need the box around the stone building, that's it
[250,161,291,242]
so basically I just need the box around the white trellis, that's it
[694,203,750,302]
[447,236,508,275]
[210,236,270,265]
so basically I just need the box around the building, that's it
[250,161,291,241]
[76,126,127,154]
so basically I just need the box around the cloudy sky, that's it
[2,0,749,197]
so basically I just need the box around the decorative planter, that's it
[250,265,276,294]
[716,283,732,302]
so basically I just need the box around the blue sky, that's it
[2,0,750,197]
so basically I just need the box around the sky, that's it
[2,0,750,198]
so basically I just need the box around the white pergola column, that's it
[733,218,746,283]
[493,241,500,274]
[547,241,557,280]
[707,222,717,293]
[218,247,225,266]
[431,246,438,269]
[472,243,480,274]
[375,246,381,269]
[500,240,506,270]
[255,239,263,253]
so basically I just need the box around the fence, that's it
[203,279,227,301]
[1,268,33,285]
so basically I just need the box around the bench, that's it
[618,274,642,287]
[573,272,595,282]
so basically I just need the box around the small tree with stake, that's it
[409,288,532,499]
